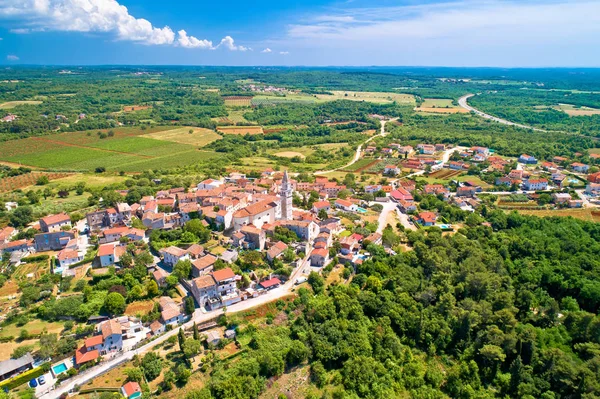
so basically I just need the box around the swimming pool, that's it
[52,362,68,376]
[356,207,367,213]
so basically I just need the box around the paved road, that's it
[38,256,311,399]
[315,118,395,176]
[458,94,546,132]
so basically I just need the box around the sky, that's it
[0,0,599,67]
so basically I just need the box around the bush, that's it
[0,364,49,390]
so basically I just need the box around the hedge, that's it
[78,387,120,394]
[0,363,50,390]
[21,254,49,262]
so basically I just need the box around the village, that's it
[1,136,600,399]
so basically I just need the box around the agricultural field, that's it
[315,91,415,104]
[428,169,464,180]
[0,126,220,171]
[227,109,251,124]
[251,94,320,106]
[121,105,152,112]
[223,96,253,106]
[273,151,305,159]
[553,103,600,116]
[415,98,468,114]
[38,173,128,190]
[142,127,222,147]
[0,171,73,192]
[0,100,43,109]
[512,208,600,222]
[217,126,264,135]
[341,158,378,172]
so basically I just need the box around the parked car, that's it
[38,375,46,385]
[29,379,38,388]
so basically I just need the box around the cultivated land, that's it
[554,103,600,116]
[216,126,264,135]
[223,96,253,106]
[415,98,468,114]
[315,90,415,104]
[0,100,43,109]
[142,127,222,146]
[0,126,221,171]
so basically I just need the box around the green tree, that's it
[140,352,163,381]
[174,259,192,279]
[104,292,126,315]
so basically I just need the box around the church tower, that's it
[280,170,293,221]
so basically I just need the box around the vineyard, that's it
[0,172,73,192]
[223,96,253,107]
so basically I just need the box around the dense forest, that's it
[185,214,600,399]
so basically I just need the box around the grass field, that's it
[142,127,222,147]
[122,105,152,112]
[273,151,305,159]
[415,98,468,114]
[228,109,251,124]
[0,126,221,171]
[0,100,43,109]
[513,208,600,222]
[341,158,377,172]
[554,103,600,116]
[217,126,264,135]
[251,94,320,106]
[316,91,415,104]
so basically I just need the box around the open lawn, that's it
[36,173,128,190]
[415,98,468,114]
[251,94,320,106]
[0,320,66,339]
[142,127,222,147]
[0,126,220,172]
[273,151,305,159]
[0,100,43,109]
[316,91,415,104]
[554,103,600,116]
[514,208,600,222]
[0,339,39,362]
[125,300,155,316]
[217,126,263,135]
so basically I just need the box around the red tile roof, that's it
[75,347,99,365]
[260,277,281,289]
[212,267,236,282]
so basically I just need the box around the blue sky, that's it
[0,0,599,66]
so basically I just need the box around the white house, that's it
[160,246,189,267]
[334,199,357,212]
[524,179,548,191]
[384,165,400,175]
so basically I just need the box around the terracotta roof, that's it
[41,213,70,226]
[335,199,353,207]
[161,246,187,257]
[260,277,281,289]
[98,244,115,257]
[192,254,217,271]
[267,241,288,259]
[85,335,104,348]
[150,320,163,333]
[193,274,216,289]
[313,201,330,209]
[418,212,437,224]
[101,319,121,338]
[212,267,236,282]
[187,244,204,256]
[311,248,328,257]
[75,347,99,365]
[122,381,142,397]
[233,200,276,218]
[57,249,79,261]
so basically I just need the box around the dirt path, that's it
[30,137,155,159]
[315,118,396,175]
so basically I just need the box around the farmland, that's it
[315,91,415,104]
[217,126,264,135]
[0,126,221,171]
[553,103,600,116]
[0,171,73,192]
[512,208,600,222]
[415,98,468,114]
[341,158,378,172]
[142,127,222,147]
[251,94,319,106]
[121,105,152,112]
[273,151,305,159]
[223,96,253,106]
[0,100,43,109]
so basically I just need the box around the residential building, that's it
[160,246,189,267]
[34,230,76,251]
[588,172,600,184]
[121,382,142,399]
[267,241,288,262]
[191,275,218,309]
[334,199,357,212]
[159,296,184,326]
[192,254,217,277]
[586,183,600,196]
[524,179,549,191]
[259,277,281,290]
[310,248,329,267]
[416,212,437,226]
[279,220,320,242]
[232,199,278,230]
[553,193,572,204]
[212,268,240,306]
[571,162,590,173]
[0,353,34,382]
[518,154,537,164]
[40,213,71,233]
[312,201,331,214]
[57,249,83,268]
[384,165,400,175]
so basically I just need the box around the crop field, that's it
[514,208,600,222]
[0,172,73,192]
[228,109,251,124]
[142,127,222,147]
[341,158,378,172]
[316,91,415,104]
[122,105,152,112]
[0,126,220,171]
[251,94,320,106]
[217,126,264,135]
[273,151,306,159]
[415,98,468,114]
[429,169,464,179]
[366,158,403,173]
[554,103,600,116]
[223,96,253,106]
[0,100,43,109]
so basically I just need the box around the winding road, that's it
[458,94,546,132]
[314,118,395,175]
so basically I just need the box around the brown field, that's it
[0,339,39,362]
[514,208,600,222]
[125,300,155,316]
[122,105,152,112]
[0,171,74,193]
[0,100,43,109]
[429,169,463,179]
[217,126,264,135]
[273,151,305,159]
[223,96,253,107]
[142,127,222,147]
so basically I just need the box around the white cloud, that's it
[177,30,212,49]
[215,35,249,51]
[6,55,19,61]
[0,0,248,51]
[261,48,272,53]
[279,51,289,55]
[10,28,30,34]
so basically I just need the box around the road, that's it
[314,118,395,176]
[458,94,546,132]
[38,256,311,399]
